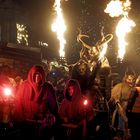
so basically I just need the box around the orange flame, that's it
[105,0,135,60]
[51,0,66,57]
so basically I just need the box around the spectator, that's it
[71,60,90,95]
[14,65,58,139]
[58,79,94,140]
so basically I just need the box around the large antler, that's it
[77,28,93,50]
[96,27,113,51]
[77,29,97,64]
[77,28,113,53]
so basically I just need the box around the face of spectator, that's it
[34,73,42,84]
[68,86,74,97]
[78,63,87,76]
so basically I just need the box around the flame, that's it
[104,0,123,17]
[104,0,131,17]
[51,0,66,57]
[116,16,135,60]
[105,0,135,60]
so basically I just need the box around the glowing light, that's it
[38,41,48,47]
[116,16,136,60]
[16,23,28,46]
[51,0,66,57]
[104,0,135,60]
[104,0,131,17]
[83,99,88,106]
[3,87,12,96]
[99,43,108,61]
[104,0,123,17]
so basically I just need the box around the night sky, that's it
[16,0,140,74]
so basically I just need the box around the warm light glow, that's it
[116,16,136,60]
[83,99,88,106]
[51,0,66,57]
[104,0,135,61]
[3,87,12,96]
[104,0,123,17]
[38,41,48,47]
[99,43,108,61]
[104,0,131,17]
[16,23,28,46]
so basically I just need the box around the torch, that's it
[83,98,90,121]
[3,86,13,102]
[3,87,12,96]
[1,86,14,123]
[83,98,89,139]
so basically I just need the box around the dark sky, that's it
[16,0,140,74]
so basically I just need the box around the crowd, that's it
[0,62,140,140]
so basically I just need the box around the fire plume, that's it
[51,0,66,57]
[105,0,135,61]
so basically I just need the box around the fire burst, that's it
[116,16,135,60]
[51,0,66,58]
[105,0,136,61]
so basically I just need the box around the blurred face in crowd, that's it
[125,75,135,87]
[78,63,87,76]
[68,86,74,97]
[34,73,42,84]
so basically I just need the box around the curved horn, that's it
[96,34,113,47]
[77,33,92,49]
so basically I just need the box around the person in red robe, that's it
[14,65,58,139]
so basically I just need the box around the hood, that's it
[64,79,81,101]
[27,65,46,87]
